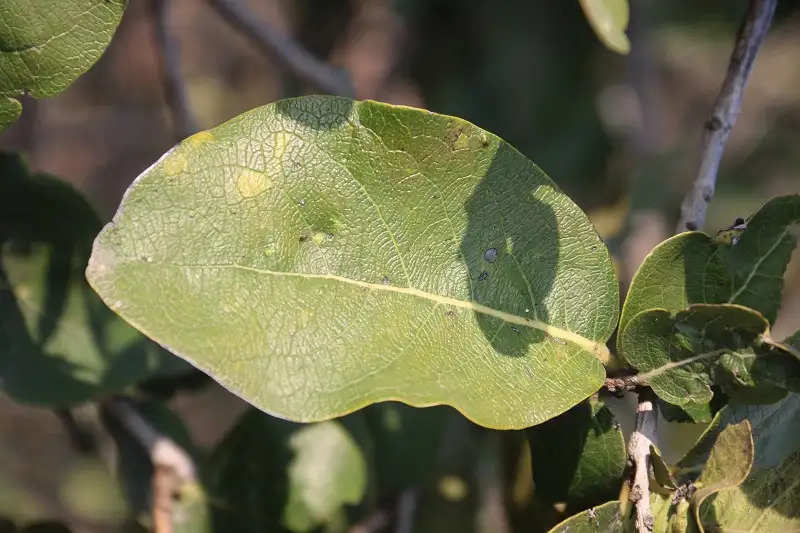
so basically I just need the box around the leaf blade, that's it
[0,0,126,131]
[86,96,619,429]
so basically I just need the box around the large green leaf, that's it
[86,96,619,429]
[0,0,127,131]
[620,195,800,352]
[620,304,795,413]
[205,409,367,533]
[697,447,800,533]
[0,152,185,406]
[527,397,626,513]
[578,0,631,54]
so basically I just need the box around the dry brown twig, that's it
[676,0,777,233]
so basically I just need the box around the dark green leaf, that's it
[86,96,619,429]
[722,195,800,324]
[650,445,677,491]
[205,409,367,533]
[698,447,800,532]
[678,393,800,471]
[0,0,126,131]
[619,195,800,355]
[620,304,788,411]
[527,398,626,512]
[0,152,186,406]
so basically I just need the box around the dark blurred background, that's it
[1,1,799,531]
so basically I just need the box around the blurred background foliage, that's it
[1,1,799,531]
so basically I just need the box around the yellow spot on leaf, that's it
[186,130,214,146]
[454,132,471,150]
[163,153,187,175]
[237,169,271,198]
[312,232,327,245]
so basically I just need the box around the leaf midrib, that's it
[727,228,789,305]
[155,262,611,363]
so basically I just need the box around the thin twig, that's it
[628,391,657,532]
[148,0,198,140]
[105,398,196,533]
[208,0,353,97]
[676,0,777,232]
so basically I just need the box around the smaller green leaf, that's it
[578,0,631,54]
[527,398,626,513]
[678,393,800,471]
[621,304,781,410]
[547,500,627,532]
[205,409,367,533]
[620,196,800,351]
[722,195,800,323]
[0,0,127,131]
[698,447,800,532]
[690,420,754,531]
[650,445,677,491]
